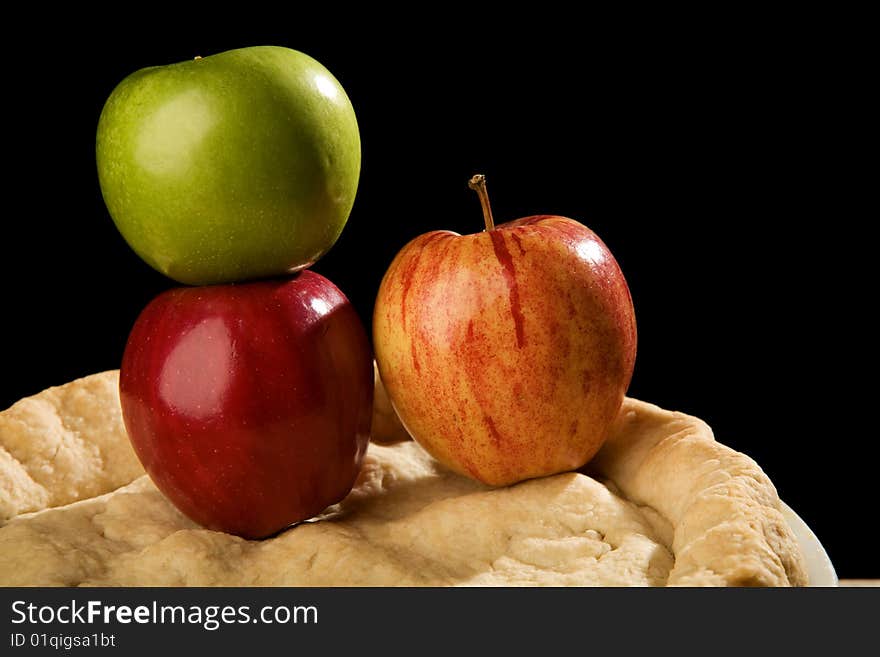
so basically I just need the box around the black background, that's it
[2,15,871,576]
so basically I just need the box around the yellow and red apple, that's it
[373,176,636,486]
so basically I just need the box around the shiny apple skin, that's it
[120,271,373,539]
[96,46,361,285]
[373,216,637,487]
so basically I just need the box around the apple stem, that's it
[468,174,496,232]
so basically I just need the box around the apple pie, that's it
[0,371,806,586]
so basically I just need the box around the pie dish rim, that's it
[780,501,837,587]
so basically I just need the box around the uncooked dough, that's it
[0,372,806,586]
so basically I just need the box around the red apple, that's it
[120,271,373,539]
[373,176,636,486]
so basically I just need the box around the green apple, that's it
[96,46,360,285]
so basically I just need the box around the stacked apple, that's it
[98,47,372,539]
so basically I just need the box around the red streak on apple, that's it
[483,415,505,446]
[488,231,526,348]
[399,248,421,328]
[509,231,527,256]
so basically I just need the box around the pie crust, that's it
[0,371,807,586]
